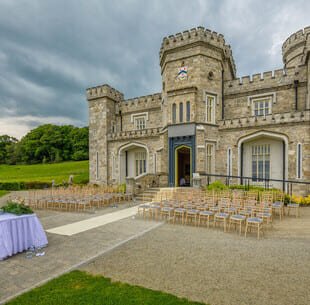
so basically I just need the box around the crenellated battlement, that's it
[224,65,307,95]
[120,93,162,113]
[86,84,124,102]
[282,27,310,67]
[159,26,236,75]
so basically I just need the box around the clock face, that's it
[177,66,188,80]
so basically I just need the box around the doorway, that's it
[175,145,191,186]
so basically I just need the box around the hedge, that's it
[0,181,52,191]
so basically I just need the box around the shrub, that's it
[0,181,51,190]
[0,182,24,190]
[290,194,310,205]
[118,183,126,193]
[206,180,228,191]
[1,201,33,215]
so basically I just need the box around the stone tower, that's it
[282,26,310,109]
[159,26,236,125]
[86,85,123,184]
[159,27,236,185]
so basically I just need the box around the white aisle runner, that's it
[46,206,139,236]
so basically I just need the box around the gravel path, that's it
[81,208,310,305]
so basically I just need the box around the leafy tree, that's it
[0,124,89,164]
[0,135,18,164]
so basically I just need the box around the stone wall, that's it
[86,26,310,195]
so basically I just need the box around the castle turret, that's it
[159,26,236,126]
[282,27,310,68]
[86,84,123,184]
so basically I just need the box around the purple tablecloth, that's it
[0,213,48,260]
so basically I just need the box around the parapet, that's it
[86,84,124,102]
[224,65,307,95]
[120,93,162,113]
[282,26,310,67]
[159,26,236,77]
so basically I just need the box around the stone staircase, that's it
[134,188,162,203]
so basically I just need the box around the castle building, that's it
[86,26,310,195]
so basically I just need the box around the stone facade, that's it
[87,26,310,195]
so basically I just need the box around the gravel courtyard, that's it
[81,208,310,305]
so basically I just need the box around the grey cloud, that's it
[0,0,309,138]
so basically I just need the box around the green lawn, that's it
[6,271,206,305]
[0,161,89,184]
[0,190,9,197]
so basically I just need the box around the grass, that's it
[0,190,9,197]
[0,161,89,184]
[6,271,206,305]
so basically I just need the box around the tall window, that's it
[252,144,270,181]
[296,143,302,179]
[253,97,271,116]
[96,151,99,180]
[179,102,183,122]
[206,95,215,123]
[172,103,176,123]
[111,153,116,180]
[186,101,190,122]
[206,144,214,174]
[135,151,146,176]
[134,116,146,130]
[227,148,232,177]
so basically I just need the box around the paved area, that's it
[81,208,310,305]
[47,206,139,236]
[0,203,162,304]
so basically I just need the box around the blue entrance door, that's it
[168,136,195,186]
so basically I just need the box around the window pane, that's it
[206,95,215,123]
[252,160,257,180]
[265,161,270,179]
[179,102,183,123]
[172,104,176,123]
[186,101,190,122]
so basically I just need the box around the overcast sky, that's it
[0,0,309,139]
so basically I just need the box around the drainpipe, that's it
[221,70,225,120]
[119,110,123,131]
[294,80,299,111]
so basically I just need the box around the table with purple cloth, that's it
[0,213,48,260]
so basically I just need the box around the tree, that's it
[0,135,18,164]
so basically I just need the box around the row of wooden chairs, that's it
[137,202,266,239]
[25,186,133,212]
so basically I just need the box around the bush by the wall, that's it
[0,181,51,190]
[0,182,24,190]
[205,181,229,191]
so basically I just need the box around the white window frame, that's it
[135,151,147,177]
[131,112,148,130]
[206,94,216,124]
[296,143,303,179]
[248,93,275,117]
[251,144,271,181]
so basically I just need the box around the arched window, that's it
[172,103,176,123]
[186,101,190,122]
[296,143,302,179]
[179,102,183,123]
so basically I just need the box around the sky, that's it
[0,0,309,139]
